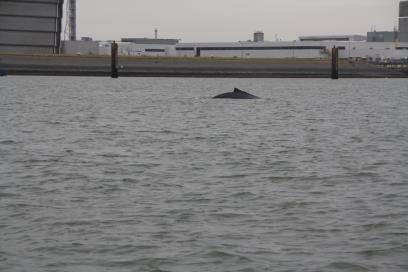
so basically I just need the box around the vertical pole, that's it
[55,0,63,54]
[69,0,76,41]
[111,41,119,78]
[331,46,339,79]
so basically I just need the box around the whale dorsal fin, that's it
[213,88,259,99]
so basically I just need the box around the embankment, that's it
[0,54,407,78]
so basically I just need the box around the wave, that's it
[324,261,370,271]
[0,140,18,145]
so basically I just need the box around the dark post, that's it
[111,41,119,78]
[331,46,339,79]
[55,0,64,54]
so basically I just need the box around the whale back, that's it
[213,88,259,99]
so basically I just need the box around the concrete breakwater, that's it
[0,54,407,78]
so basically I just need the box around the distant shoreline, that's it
[1,54,407,78]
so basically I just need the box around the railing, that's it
[372,59,408,72]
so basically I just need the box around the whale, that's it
[213,88,259,99]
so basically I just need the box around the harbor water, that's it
[1,77,408,272]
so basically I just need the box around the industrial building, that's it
[366,0,408,43]
[253,31,265,42]
[174,41,408,61]
[97,39,178,57]
[0,0,64,53]
[367,31,398,43]
[400,1,408,33]
[399,0,408,42]
[92,38,407,61]
[299,35,366,42]
[62,39,99,55]
[91,1,408,61]
[1,0,407,61]
[121,38,179,45]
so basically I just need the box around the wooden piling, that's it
[331,46,339,79]
[111,41,118,78]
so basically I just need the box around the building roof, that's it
[299,35,366,42]
[121,38,180,45]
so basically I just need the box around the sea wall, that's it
[0,54,406,78]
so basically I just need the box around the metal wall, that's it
[0,0,64,54]
[253,32,264,42]
[367,31,398,42]
[400,18,408,34]
[399,32,408,42]
[400,1,408,41]
[400,1,408,17]
[62,41,99,55]
[174,41,408,60]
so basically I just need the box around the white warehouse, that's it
[64,33,408,61]
[174,41,408,61]
[92,39,408,61]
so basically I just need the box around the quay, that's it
[1,54,407,78]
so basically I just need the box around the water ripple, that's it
[1,77,407,272]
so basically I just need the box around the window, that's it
[145,49,165,52]
[176,47,194,51]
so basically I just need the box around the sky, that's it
[64,0,402,42]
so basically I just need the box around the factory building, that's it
[98,1,407,61]
[95,39,407,61]
[98,38,179,57]
[0,0,64,54]
[121,38,179,45]
[399,0,408,41]
[400,1,408,32]
[59,0,408,61]
[366,1,408,42]
[1,0,405,61]
[91,27,408,61]
[299,35,366,42]
[253,31,265,42]
[174,41,408,61]
[367,31,398,42]
[62,38,99,55]
[175,41,329,59]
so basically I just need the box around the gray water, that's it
[1,77,408,272]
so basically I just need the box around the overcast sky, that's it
[64,0,402,42]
